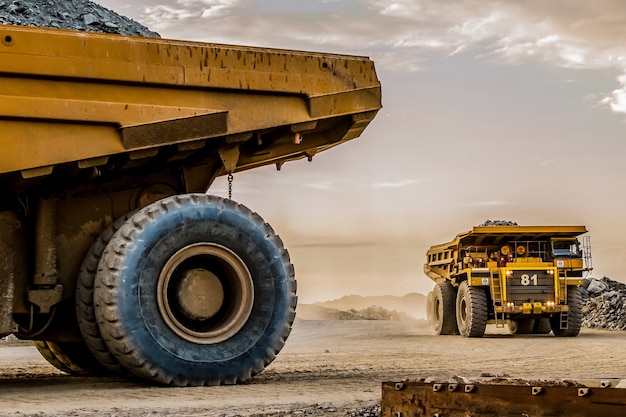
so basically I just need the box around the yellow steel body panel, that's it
[500,266,559,302]
[0,25,381,176]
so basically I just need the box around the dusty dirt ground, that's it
[0,320,624,416]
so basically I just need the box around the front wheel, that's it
[551,287,583,337]
[426,291,434,325]
[94,194,296,386]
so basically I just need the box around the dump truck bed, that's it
[0,25,380,190]
[427,225,588,255]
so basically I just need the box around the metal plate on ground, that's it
[382,380,626,417]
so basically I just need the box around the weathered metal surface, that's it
[0,25,381,180]
[0,211,21,336]
[0,25,381,344]
[382,380,626,417]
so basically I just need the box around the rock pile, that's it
[0,0,159,37]
[581,276,626,330]
[327,305,414,321]
[479,220,519,226]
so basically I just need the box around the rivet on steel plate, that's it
[532,387,544,396]
[432,383,444,392]
[465,384,476,393]
[578,388,590,397]
[395,383,405,391]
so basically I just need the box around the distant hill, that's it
[297,293,427,320]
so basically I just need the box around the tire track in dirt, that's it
[0,320,624,416]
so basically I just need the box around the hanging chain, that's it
[227,173,234,200]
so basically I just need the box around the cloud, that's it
[303,181,335,191]
[371,179,420,188]
[137,0,626,113]
[600,73,626,113]
[143,0,237,30]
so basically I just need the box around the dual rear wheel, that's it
[428,281,487,337]
[36,194,297,386]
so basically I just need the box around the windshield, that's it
[552,240,581,257]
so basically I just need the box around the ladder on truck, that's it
[490,270,505,328]
[582,235,593,276]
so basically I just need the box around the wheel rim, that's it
[157,243,254,344]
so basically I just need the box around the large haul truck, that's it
[0,25,381,386]
[424,223,592,337]
[380,223,626,417]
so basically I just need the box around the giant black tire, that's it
[456,281,488,338]
[432,283,458,335]
[533,317,552,334]
[550,287,583,337]
[426,291,434,325]
[75,214,132,374]
[34,340,105,376]
[94,194,297,386]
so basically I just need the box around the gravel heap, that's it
[581,276,626,330]
[323,305,415,321]
[479,219,519,226]
[0,0,159,37]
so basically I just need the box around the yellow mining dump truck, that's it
[379,224,626,416]
[0,25,381,386]
[424,223,592,338]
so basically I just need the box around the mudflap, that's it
[382,379,626,417]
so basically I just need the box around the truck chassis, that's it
[0,25,381,385]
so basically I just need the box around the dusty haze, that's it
[95,0,626,303]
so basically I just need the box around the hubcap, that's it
[175,268,224,321]
[157,243,254,344]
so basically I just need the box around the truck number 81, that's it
[520,274,538,286]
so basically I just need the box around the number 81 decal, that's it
[520,274,538,286]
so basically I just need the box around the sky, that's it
[99,0,626,303]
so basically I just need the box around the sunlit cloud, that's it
[303,181,335,191]
[143,0,237,30]
[371,179,420,188]
[600,73,626,113]
[135,0,626,116]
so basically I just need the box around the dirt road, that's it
[0,320,624,416]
